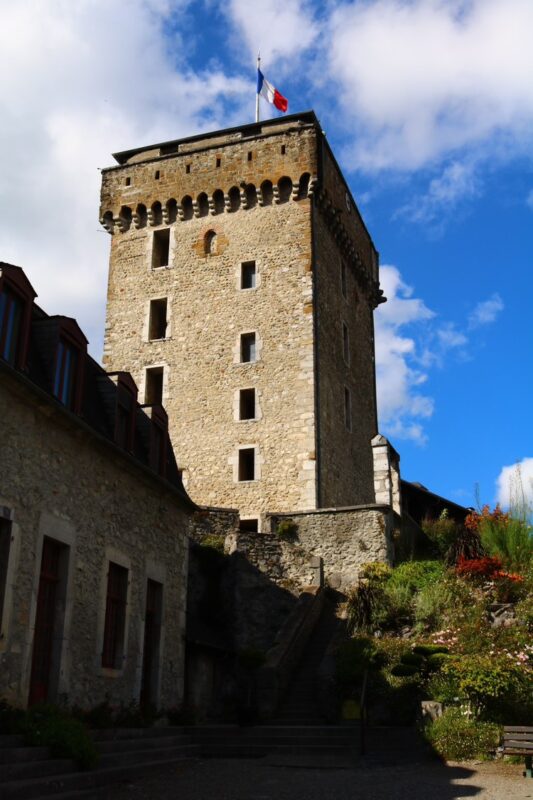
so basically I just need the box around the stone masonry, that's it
[99,112,384,529]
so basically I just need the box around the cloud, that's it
[326,0,533,172]
[375,266,435,443]
[0,0,249,356]
[468,293,504,329]
[496,458,533,511]
[396,161,481,229]
[223,0,318,67]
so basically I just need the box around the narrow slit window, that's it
[344,387,352,432]
[342,322,350,364]
[240,333,256,363]
[281,144,286,155]
[239,388,256,420]
[152,229,170,269]
[185,164,191,174]
[247,151,253,162]
[145,366,164,405]
[154,170,160,180]
[0,517,12,631]
[241,261,256,290]
[149,298,168,340]
[125,177,131,186]
[341,262,347,298]
[102,562,128,669]
[238,448,255,481]
[216,157,221,168]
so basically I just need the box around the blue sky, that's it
[1,0,532,509]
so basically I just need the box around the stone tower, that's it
[100,111,383,530]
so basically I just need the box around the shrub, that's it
[479,516,532,574]
[199,534,225,553]
[421,511,462,557]
[391,663,419,678]
[388,560,446,594]
[276,520,298,540]
[426,652,451,672]
[456,556,502,580]
[23,705,97,769]
[413,644,450,657]
[400,652,425,668]
[442,655,524,718]
[414,579,457,631]
[345,581,384,633]
[379,583,414,629]
[425,707,500,760]
[359,562,392,583]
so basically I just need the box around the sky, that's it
[1,0,532,511]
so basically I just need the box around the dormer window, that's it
[50,319,87,413]
[0,262,37,370]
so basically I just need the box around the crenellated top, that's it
[100,173,317,235]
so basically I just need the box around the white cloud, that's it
[375,266,435,443]
[223,0,318,67]
[0,0,249,356]
[468,293,504,329]
[326,0,533,171]
[397,161,481,228]
[496,458,533,511]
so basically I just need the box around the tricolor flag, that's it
[257,69,288,113]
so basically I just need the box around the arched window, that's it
[166,199,177,224]
[260,180,273,206]
[212,189,225,215]
[197,193,209,218]
[228,187,241,213]
[277,176,292,203]
[135,204,147,228]
[245,184,257,209]
[204,230,217,255]
[181,195,193,221]
[297,173,311,200]
[151,201,162,226]
[118,206,132,232]
[102,210,114,233]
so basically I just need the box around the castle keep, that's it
[100,112,384,529]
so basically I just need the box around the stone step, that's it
[0,745,51,764]
[0,758,76,783]
[188,725,356,737]
[96,733,194,755]
[1,754,196,800]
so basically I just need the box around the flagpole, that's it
[255,53,261,123]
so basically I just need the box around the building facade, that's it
[0,262,193,710]
[100,112,384,530]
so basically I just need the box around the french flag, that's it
[257,69,288,113]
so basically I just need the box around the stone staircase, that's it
[270,590,343,725]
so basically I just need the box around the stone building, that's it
[100,111,385,531]
[0,262,193,710]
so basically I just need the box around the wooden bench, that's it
[501,726,533,778]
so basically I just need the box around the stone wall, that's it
[0,366,190,710]
[226,531,323,591]
[267,505,393,590]
[189,506,240,545]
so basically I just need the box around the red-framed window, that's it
[0,263,36,370]
[102,562,129,669]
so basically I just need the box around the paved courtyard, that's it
[108,757,529,800]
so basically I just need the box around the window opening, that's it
[241,261,256,289]
[238,448,255,481]
[185,164,191,174]
[240,518,258,532]
[125,177,131,186]
[239,388,256,420]
[154,170,160,180]
[0,286,23,365]
[216,157,221,168]
[341,262,347,298]
[149,298,168,340]
[281,144,286,155]
[240,332,256,363]
[53,339,78,409]
[0,518,12,633]
[344,387,352,432]
[342,322,350,364]
[205,230,217,255]
[101,562,128,669]
[145,366,164,405]
[247,151,253,161]
[152,229,170,268]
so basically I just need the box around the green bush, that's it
[276,520,298,540]
[391,663,419,678]
[23,705,97,769]
[442,655,525,718]
[336,637,382,693]
[359,562,392,583]
[421,512,463,557]
[199,534,225,553]
[414,579,457,631]
[426,652,451,672]
[413,644,450,656]
[400,652,425,668]
[425,707,500,760]
[380,583,414,628]
[345,581,384,633]
[389,560,446,594]
[479,516,532,573]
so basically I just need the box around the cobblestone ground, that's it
[106,758,529,800]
